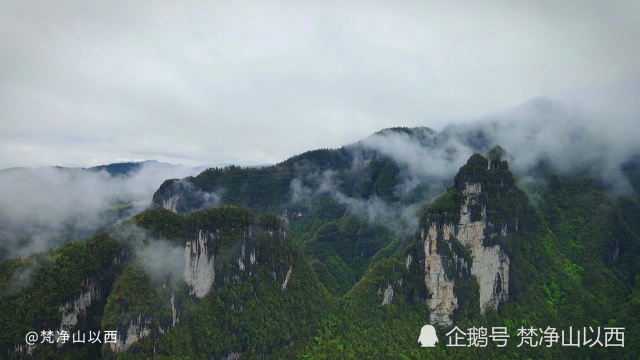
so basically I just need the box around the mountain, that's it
[88,160,173,176]
[1,160,179,176]
[291,150,639,359]
[0,206,329,358]
[1,104,639,358]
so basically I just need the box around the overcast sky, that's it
[1,0,638,169]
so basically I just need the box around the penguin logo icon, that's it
[418,325,438,347]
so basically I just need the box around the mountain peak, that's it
[453,152,515,194]
[410,152,527,324]
[373,126,436,136]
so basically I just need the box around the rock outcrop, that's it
[109,314,152,352]
[422,224,459,325]
[183,230,217,298]
[421,185,511,324]
[57,278,101,348]
[162,194,181,213]
[416,153,517,325]
[458,182,509,313]
[108,211,297,353]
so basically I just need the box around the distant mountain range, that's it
[1,160,191,174]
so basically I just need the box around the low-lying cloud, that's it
[287,98,639,239]
[109,223,185,281]
[0,162,198,258]
[290,169,430,238]
[360,98,640,197]
[157,178,223,213]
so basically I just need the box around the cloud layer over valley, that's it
[0,162,198,258]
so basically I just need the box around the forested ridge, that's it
[1,128,639,359]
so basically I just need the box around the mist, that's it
[0,162,198,258]
[109,223,185,281]
[2,98,638,260]
[285,98,639,239]
[3,253,51,295]
[157,178,223,213]
[360,98,640,197]
[290,168,430,238]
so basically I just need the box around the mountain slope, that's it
[1,206,331,359]
[302,151,638,359]
[1,119,639,358]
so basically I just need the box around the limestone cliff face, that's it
[456,182,509,313]
[182,227,265,299]
[57,278,101,348]
[183,229,217,298]
[107,292,180,353]
[422,224,459,325]
[414,153,517,325]
[162,194,181,213]
[378,277,403,305]
[107,217,295,353]
[109,314,152,352]
[106,288,180,354]
[420,182,511,325]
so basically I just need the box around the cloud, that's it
[286,94,640,239]
[360,98,640,196]
[332,191,424,237]
[156,178,223,213]
[136,240,185,280]
[290,168,428,237]
[466,98,640,195]
[3,254,52,295]
[109,223,185,281]
[290,178,313,205]
[0,1,638,168]
[0,162,198,258]
[3,221,185,294]
[360,127,474,180]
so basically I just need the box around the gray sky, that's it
[1,0,639,169]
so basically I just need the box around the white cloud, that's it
[0,162,198,257]
[0,0,638,169]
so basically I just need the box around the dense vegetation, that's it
[1,132,639,358]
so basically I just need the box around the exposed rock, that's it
[382,284,394,305]
[109,314,152,352]
[422,182,510,325]
[162,194,181,212]
[472,244,510,312]
[14,343,35,356]
[57,278,100,348]
[457,183,509,313]
[611,239,620,262]
[183,230,216,298]
[238,240,246,271]
[113,249,126,266]
[171,293,179,327]
[223,352,242,360]
[281,266,293,291]
[422,223,458,325]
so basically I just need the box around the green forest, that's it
[1,139,639,359]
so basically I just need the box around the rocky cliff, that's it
[58,278,102,348]
[408,151,521,325]
[101,208,299,355]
